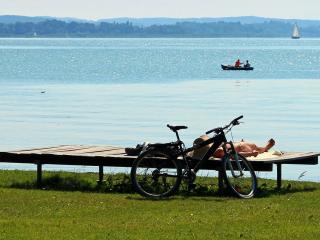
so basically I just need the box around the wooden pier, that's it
[0,145,319,189]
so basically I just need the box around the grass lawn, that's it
[0,170,320,240]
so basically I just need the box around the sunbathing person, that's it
[213,138,275,158]
[190,136,275,159]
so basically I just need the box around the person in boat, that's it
[235,59,242,68]
[190,136,275,159]
[244,60,251,68]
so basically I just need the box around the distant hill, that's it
[0,15,93,24]
[0,15,320,37]
[0,15,52,24]
[1,15,320,28]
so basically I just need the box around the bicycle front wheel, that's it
[131,149,182,199]
[222,153,257,198]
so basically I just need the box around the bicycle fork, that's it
[224,142,244,178]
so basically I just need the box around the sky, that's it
[0,0,319,20]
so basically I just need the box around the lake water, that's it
[0,38,319,181]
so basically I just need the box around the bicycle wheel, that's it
[222,153,257,198]
[131,148,182,199]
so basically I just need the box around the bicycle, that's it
[130,116,257,199]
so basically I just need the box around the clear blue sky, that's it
[0,0,319,20]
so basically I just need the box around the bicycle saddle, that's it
[167,124,188,132]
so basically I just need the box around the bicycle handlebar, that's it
[205,115,243,135]
[228,115,243,127]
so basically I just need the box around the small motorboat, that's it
[221,64,254,71]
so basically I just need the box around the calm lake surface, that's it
[0,38,319,181]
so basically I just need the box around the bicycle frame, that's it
[173,130,223,171]
[174,128,244,178]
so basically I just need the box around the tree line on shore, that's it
[0,19,319,37]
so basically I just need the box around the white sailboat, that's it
[292,23,300,39]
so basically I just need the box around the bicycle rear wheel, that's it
[222,153,257,198]
[131,148,182,199]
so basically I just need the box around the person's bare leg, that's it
[264,138,275,151]
[255,138,275,153]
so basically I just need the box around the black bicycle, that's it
[130,116,257,199]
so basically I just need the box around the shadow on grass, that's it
[7,173,135,194]
[3,173,318,199]
[255,181,317,198]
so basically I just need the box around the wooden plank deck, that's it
[0,145,319,189]
[1,145,318,168]
[247,151,320,164]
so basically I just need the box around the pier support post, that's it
[276,164,282,189]
[37,162,42,188]
[97,165,105,184]
[218,170,224,193]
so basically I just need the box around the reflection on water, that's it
[1,38,320,84]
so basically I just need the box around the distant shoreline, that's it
[0,18,319,37]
